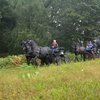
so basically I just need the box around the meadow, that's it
[0,54,100,100]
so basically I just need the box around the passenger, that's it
[51,40,58,54]
[91,42,98,54]
[86,41,93,53]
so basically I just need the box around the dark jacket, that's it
[50,42,58,49]
[92,44,98,50]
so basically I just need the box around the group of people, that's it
[86,41,98,54]
[50,40,98,54]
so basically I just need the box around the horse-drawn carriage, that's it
[73,41,100,61]
[85,48,100,59]
[21,39,70,66]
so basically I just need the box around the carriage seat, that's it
[54,47,64,53]
[54,48,59,53]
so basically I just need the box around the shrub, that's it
[68,53,81,62]
[0,55,26,68]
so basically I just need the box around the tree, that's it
[1,0,100,53]
[47,0,100,51]
[6,0,52,53]
[0,0,16,53]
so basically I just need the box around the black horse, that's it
[21,39,52,66]
[73,41,86,61]
[21,40,34,65]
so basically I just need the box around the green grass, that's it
[0,58,100,100]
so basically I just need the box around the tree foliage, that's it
[1,0,100,53]
[0,0,16,52]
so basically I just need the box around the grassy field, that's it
[0,56,100,100]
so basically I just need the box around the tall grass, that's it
[0,58,100,100]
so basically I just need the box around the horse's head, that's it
[21,40,27,50]
[26,39,32,50]
[73,41,77,49]
[27,39,38,50]
[21,39,33,54]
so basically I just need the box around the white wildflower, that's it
[27,73,30,79]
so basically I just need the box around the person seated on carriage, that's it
[91,42,98,54]
[86,41,93,53]
[50,40,58,54]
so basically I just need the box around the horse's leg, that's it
[83,53,85,61]
[49,53,53,64]
[75,53,77,62]
[46,55,51,65]
[26,56,31,66]
[40,58,45,66]
[76,54,79,61]
[74,52,76,62]
[75,55,77,62]
[44,56,50,66]
[26,56,29,65]
[33,56,38,66]
[75,53,79,62]
[75,54,78,62]
[81,53,82,61]
[81,52,84,61]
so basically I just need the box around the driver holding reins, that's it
[51,40,58,54]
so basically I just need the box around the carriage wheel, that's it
[57,56,63,65]
[98,52,100,58]
[93,54,97,59]
[64,55,70,64]
[54,56,63,65]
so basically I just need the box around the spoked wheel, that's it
[64,55,70,64]
[54,56,63,65]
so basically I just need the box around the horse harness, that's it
[31,47,50,58]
